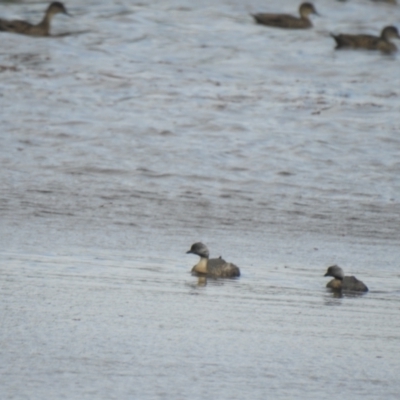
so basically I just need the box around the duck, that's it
[324,265,368,292]
[331,26,400,54]
[252,2,319,29]
[186,242,241,278]
[0,2,69,36]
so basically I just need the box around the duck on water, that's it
[331,26,400,54]
[252,2,319,29]
[324,265,368,292]
[0,2,69,36]
[186,242,240,278]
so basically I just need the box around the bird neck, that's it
[37,13,52,33]
[192,257,208,274]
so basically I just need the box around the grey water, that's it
[1,0,400,399]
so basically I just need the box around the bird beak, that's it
[186,250,193,254]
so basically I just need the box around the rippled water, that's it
[1,0,400,399]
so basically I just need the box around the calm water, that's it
[1,0,400,399]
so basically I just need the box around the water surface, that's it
[1,0,400,399]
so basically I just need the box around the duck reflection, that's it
[196,276,207,287]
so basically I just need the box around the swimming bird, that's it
[324,265,368,292]
[0,2,69,36]
[186,242,240,278]
[331,26,400,54]
[252,2,319,29]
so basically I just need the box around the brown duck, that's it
[0,2,69,36]
[324,265,368,292]
[252,2,319,29]
[186,242,241,278]
[331,26,400,54]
